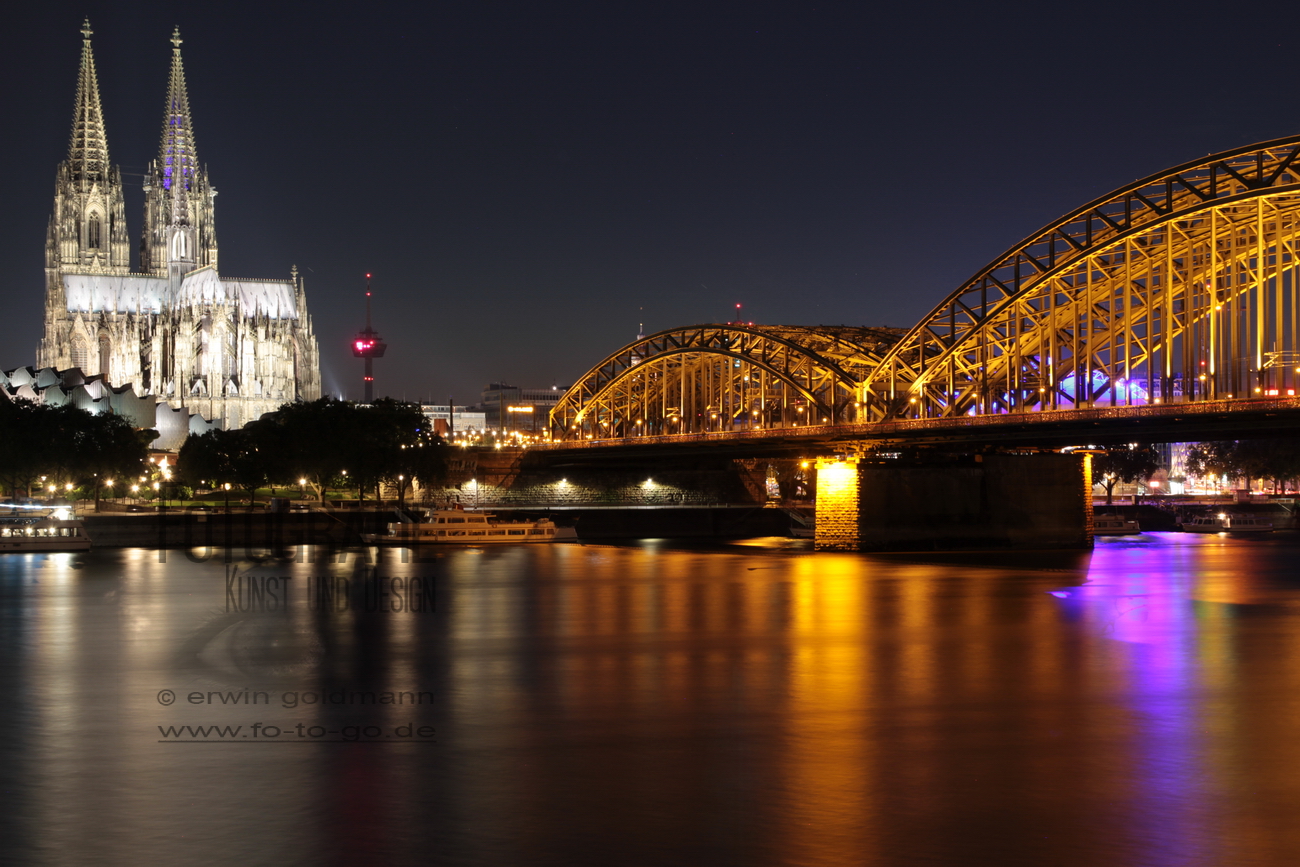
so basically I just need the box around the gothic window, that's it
[71,337,89,371]
[224,331,237,377]
[98,334,111,379]
[87,214,101,249]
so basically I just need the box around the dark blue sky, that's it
[3,1,1297,404]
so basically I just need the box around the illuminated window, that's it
[87,214,101,249]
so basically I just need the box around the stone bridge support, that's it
[815,453,1093,551]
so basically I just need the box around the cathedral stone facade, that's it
[37,23,321,430]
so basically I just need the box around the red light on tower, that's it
[352,274,387,403]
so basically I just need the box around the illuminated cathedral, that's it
[37,22,321,429]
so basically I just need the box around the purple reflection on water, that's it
[1051,534,1218,866]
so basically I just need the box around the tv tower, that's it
[351,274,387,403]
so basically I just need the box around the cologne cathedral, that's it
[36,23,321,429]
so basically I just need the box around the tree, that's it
[0,398,57,499]
[362,398,447,505]
[246,398,365,502]
[178,397,449,507]
[1187,439,1300,494]
[68,409,150,510]
[1093,443,1161,506]
[1185,441,1238,487]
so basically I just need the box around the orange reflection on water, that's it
[779,552,877,866]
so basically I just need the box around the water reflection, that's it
[2,536,1300,864]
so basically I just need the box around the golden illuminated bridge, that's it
[548,134,1300,452]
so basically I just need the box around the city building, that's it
[36,23,321,431]
[479,383,567,432]
[420,405,487,436]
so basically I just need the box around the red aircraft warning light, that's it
[352,274,387,403]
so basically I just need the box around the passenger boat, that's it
[1093,515,1141,536]
[0,509,92,552]
[362,509,576,545]
[1182,513,1273,534]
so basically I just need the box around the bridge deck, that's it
[536,396,1300,457]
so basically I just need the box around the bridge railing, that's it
[535,395,1300,449]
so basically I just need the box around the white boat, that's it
[0,509,92,552]
[1093,515,1141,535]
[362,509,576,545]
[1182,513,1273,534]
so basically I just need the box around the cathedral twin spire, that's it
[60,21,216,277]
[48,19,129,273]
[159,27,199,225]
[40,22,322,415]
[139,24,217,277]
[67,20,110,186]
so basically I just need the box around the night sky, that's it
[3,1,1298,406]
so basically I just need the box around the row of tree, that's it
[1091,438,1300,504]
[1185,439,1300,494]
[177,397,448,504]
[0,397,153,503]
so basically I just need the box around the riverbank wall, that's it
[82,506,800,548]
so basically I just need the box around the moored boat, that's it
[1182,513,1273,534]
[1093,515,1141,536]
[362,509,576,545]
[0,508,92,552]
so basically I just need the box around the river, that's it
[1,533,1298,865]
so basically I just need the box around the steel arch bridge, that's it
[552,135,1300,441]
[549,325,904,439]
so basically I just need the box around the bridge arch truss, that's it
[865,135,1300,420]
[550,325,900,440]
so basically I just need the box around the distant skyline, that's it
[4,1,1299,405]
